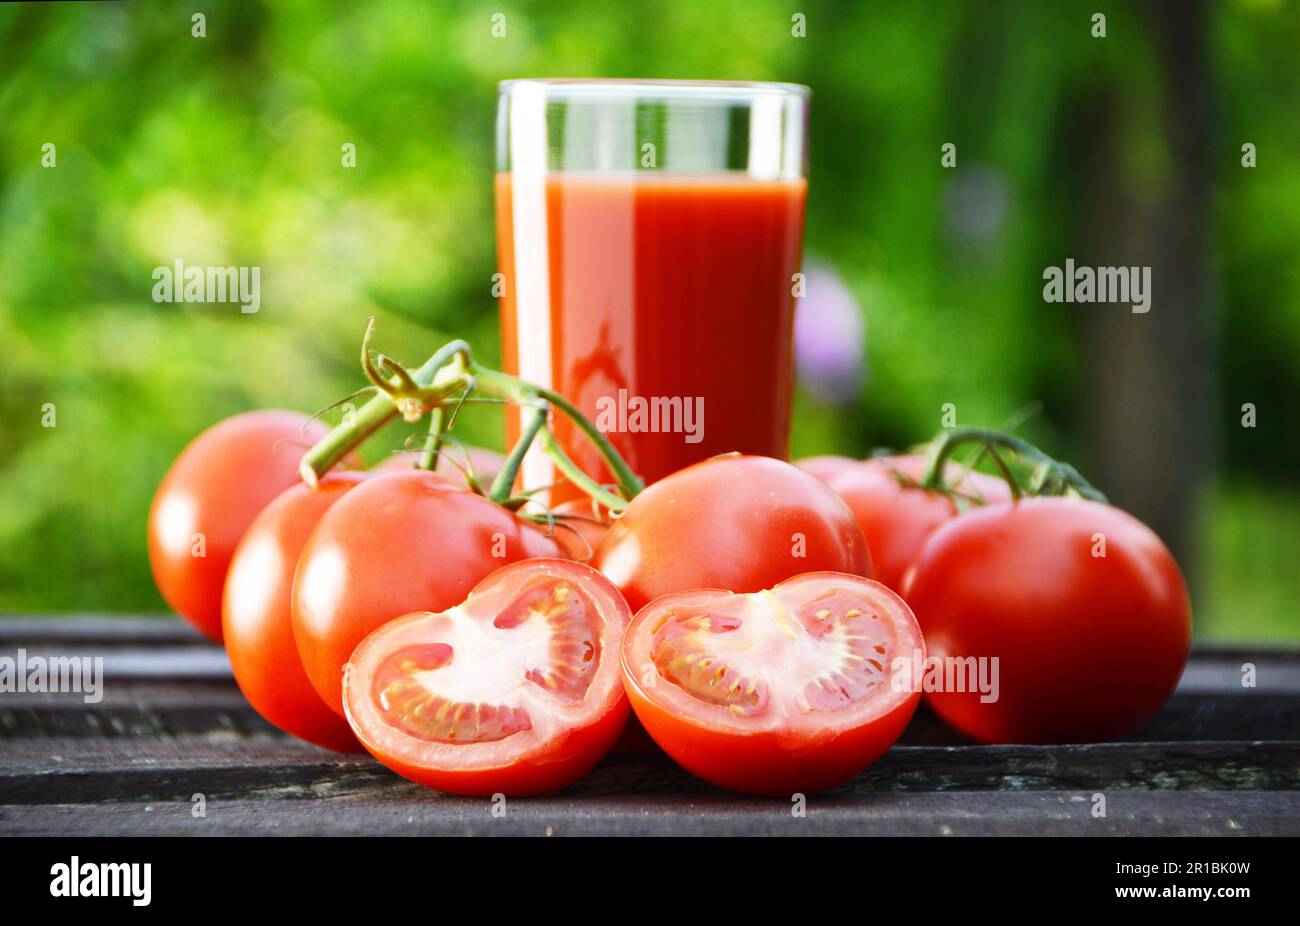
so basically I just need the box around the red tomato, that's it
[623,572,923,795]
[548,496,610,561]
[343,559,631,796]
[371,444,505,488]
[828,454,1011,591]
[796,454,859,484]
[292,469,561,715]
[222,472,366,752]
[902,498,1192,744]
[148,410,329,642]
[594,454,872,612]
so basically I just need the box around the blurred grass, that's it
[1198,484,1300,641]
[0,0,1297,640]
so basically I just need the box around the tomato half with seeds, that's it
[622,572,923,795]
[343,559,632,796]
[292,469,561,716]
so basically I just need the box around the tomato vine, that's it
[298,320,645,517]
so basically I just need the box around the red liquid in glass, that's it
[496,172,807,498]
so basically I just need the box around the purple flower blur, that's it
[794,262,866,405]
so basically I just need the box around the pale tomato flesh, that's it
[344,559,631,796]
[623,572,923,795]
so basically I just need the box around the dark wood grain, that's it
[1,616,1298,836]
[2,791,1295,836]
[1,738,1296,806]
[5,674,1296,743]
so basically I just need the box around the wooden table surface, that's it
[2,617,1297,836]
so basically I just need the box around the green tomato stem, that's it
[470,365,644,502]
[920,426,1107,503]
[298,338,470,486]
[417,406,445,472]
[535,426,629,513]
[299,327,643,515]
[490,403,547,504]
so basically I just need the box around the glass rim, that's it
[497,78,810,100]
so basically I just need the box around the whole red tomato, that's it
[593,454,872,612]
[291,469,561,715]
[902,498,1192,744]
[828,454,1011,591]
[371,444,505,488]
[222,471,366,752]
[548,496,610,561]
[796,454,860,484]
[148,410,329,641]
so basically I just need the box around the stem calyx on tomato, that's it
[299,320,643,515]
[918,426,1108,503]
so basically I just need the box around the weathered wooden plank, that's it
[1176,651,1300,693]
[2,618,1294,836]
[0,681,274,739]
[2,790,1295,836]
[1,738,1295,806]
[6,685,1296,743]
[0,647,231,681]
[901,695,1300,744]
[0,616,204,646]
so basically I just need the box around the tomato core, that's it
[366,578,602,743]
[622,572,923,795]
[648,585,899,720]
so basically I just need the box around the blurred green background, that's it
[0,0,1296,639]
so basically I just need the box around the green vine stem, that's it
[299,323,644,511]
[416,405,445,472]
[489,403,547,504]
[298,330,470,486]
[920,426,1108,503]
[534,426,629,512]
[470,367,644,502]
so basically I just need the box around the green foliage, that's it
[0,1,1296,638]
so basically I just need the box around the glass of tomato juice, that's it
[495,79,809,499]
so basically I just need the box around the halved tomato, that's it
[342,559,632,796]
[622,572,923,795]
[292,470,560,716]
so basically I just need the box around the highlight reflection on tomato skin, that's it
[594,454,874,613]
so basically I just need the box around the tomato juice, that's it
[496,171,807,498]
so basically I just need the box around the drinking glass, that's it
[495,79,809,499]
